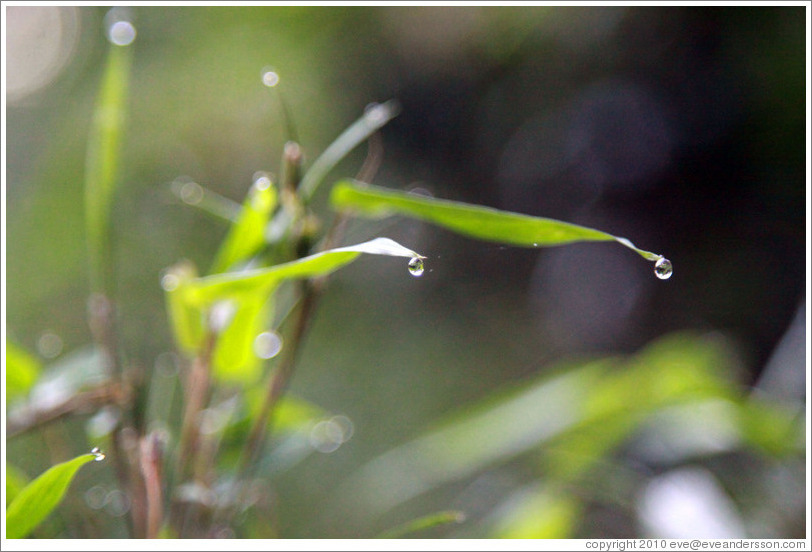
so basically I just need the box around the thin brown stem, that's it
[6,382,129,438]
[175,331,216,482]
[140,432,165,539]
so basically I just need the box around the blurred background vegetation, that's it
[5,5,807,539]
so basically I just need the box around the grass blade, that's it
[298,101,400,201]
[377,510,466,539]
[84,39,132,293]
[6,453,99,539]
[331,179,666,263]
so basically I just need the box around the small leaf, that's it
[299,101,400,201]
[209,177,278,274]
[6,453,98,539]
[165,237,424,383]
[331,179,665,262]
[377,510,466,539]
[5,341,41,401]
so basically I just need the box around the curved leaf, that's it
[6,453,98,539]
[165,237,423,383]
[330,179,666,262]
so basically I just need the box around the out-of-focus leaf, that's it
[490,484,579,539]
[84,37,132,293]
[210,177,278,274]
[164,237,424,383]
[377,510,466,539]
[170,178,242,223]
[5,341,41,401]
[330,332,735,516]
[330,179,666,262]
[6,464,30,508]
[299,101,400,201]
[6,453,98,539]
[734,396,805,456]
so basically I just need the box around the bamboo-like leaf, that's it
[330,179,666,263]
[328,332,735,516]
[298,101,400,201]
[84,39,132,293]
[164,237,423,383]
[6,453,99,539]
[209,177,278,274]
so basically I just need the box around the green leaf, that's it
[5,341,41,401]
[6,453,99,539]
[491,484,579,539]
[299,101,400,201]
[330,179,665,262]
[84,39,133,293]
[330,332,735,515]
[377,510,466,539]
[209,177,278,274]
[165,237,424,383]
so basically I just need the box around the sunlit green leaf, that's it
[330,179,665,262]
[6,453,98,539]
[491,484,579,539]
[5,341,41,401]
[299,101,400,201]
[210,177,278,274]
[84,39,132,293]
[165,237,424,383]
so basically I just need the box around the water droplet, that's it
[253,331,283,360]
[104,9,136,46]
[37,331,63,359]
[252,172,272,191]
[91,447,106,462]
[408,257,424,277]
[654,257,673,280]
[261,67,279,87]
[160,272,180,292]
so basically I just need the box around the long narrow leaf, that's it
[84,40,132,293]
[165,237,423,383]
[6,453,99,539]
[377,510,466,539]
[330,179,667,263]
[328,332,734,516]
[298,101,400,201]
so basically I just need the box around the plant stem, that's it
[239,279,321,477]
[140,432,165,539]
